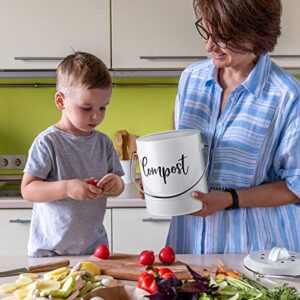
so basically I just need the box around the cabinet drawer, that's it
[112,208,171,254]
[112,0,206,69]
[271,0,300,68]
[104,208,112,249]
[0,0,110,69]
[0,209,32,255]
[0,208,112,256]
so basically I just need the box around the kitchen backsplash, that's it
[0,77,178,172]
[2,73,299,174]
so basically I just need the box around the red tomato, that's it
[158,267,176,278]
[139,250,155,266]
[93,244,110,259]
[137,272,157,294]
[87,178,98,187]
[146,267,159,277]
[158,246,176,265]
[161,272,176,279]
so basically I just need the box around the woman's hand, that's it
[66,179,103,201]
[98,173,125,197]
[191,190,232,217]
[191,181,299,217]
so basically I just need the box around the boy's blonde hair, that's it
[56,52,112,93]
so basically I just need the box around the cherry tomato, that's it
[137,272,157,294]
[93,244,110,259]
[139,250,155,266]
[158,246,176,265]
[87,178,98,187]
[161,272,176,279]
[158,267,176,278]
[146,267,159,277]
[137,267,176,294]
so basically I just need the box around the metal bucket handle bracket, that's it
[130,149,208,199]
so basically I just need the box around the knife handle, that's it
[27,259,70,273]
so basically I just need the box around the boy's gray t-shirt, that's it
[24,126,124,257]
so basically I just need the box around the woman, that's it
[167,0,300,254]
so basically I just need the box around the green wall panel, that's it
[0,78,177,158]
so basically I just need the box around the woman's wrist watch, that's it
[224,189,239,210]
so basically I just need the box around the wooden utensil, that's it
[115,130,130,160]
[121,131,130,160]
[115,130,124,160]
[128,134,138,160]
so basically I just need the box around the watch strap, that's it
[225,188,239,210]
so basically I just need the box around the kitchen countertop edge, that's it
[0,183,146,209]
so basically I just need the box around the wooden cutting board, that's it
[90,253,216,281]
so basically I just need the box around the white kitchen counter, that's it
[0,183,145,209]
[0,254,299,291]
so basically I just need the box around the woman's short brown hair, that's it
[193,0,282,55]
[56,52,112,93]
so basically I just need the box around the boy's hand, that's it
[66,179,103,201]
[98,173,125,197]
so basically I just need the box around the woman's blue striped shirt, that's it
[167,53,300,254]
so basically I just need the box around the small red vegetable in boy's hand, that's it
[159,246,176,265]
[94,244,110,259]
[139,250,155,266]
[87,178,98,187]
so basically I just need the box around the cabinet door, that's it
[0,0,110,69]
[271,0,300,68]
[104,208,112,249]
[112,0,206,69]
[112,208,171,254]
[0,208,111,256]
[0,209,32,255]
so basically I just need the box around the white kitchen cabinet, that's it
[112,0,300,71]
[0,0,110,70]
[271,0,300,68]
[112,208,171,254]
[0,0,298,73]
[0,209,32,255]
[111,0,206,69]
[0,208,112,256]
[104,208,112,249]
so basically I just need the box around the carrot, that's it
[216,265,240,278]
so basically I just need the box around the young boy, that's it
[21,52,125,257]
